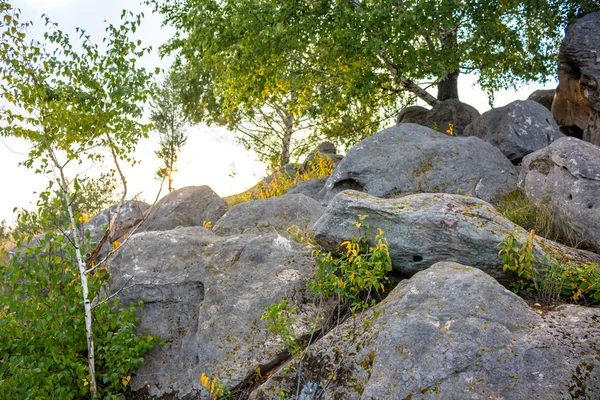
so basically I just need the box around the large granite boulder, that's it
[323,123,518,204]
[313,190,600,278]
[108,227,323,398]
[463,100,564,164]
[552,11,600,145]
[137,186,227,232]
[396,99,480,136]
[213,193,324,237]
[518,136,600,253]
[527,89,555,111]
[252,262,600,400]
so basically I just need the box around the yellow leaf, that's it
[122,375,131,387]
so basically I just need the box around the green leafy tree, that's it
[150,1,401,166]
[0,3,157,396]
[150,74,188,192]
[151,0,598,153]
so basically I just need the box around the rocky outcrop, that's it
[463,100,564,164]
[252,262,600,400]
[323,123,518,204]
[396,99,480,136]
[518,136,600,253]
[213,193,324,237]
[552,11,600,145]
[527,89,555,111]
[108,227,323,398]
[313,190,600,278]
[137,186,227,232]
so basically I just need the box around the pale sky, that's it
[0,0,556,225]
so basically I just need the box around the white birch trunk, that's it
[49,150,97,397]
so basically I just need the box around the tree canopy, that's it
[150,0,598,163]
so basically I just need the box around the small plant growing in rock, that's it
[499,230,600,304]
[200,372,230,399]
[261,299,301,359]
[310,226,392,312]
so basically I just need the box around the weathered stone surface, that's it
[528,89,555,111]
[252,262,600,400]
[552,11,600,145]
[396,99,480,136]
[313,190,600,278]
[85,200,150,242]
[286,177,329,201]
[519,136,600,253]
[137,186,227,232]
[463,100,564,164]
[323,123,518,204]
[213,193,324,237]
[108,227,321,398]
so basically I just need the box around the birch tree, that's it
[0,3,157,397]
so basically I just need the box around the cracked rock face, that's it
[463,100,564,164]
[108,227,322,398]
[313,190,600,279]
[519,136,600,253]
[251,262,600,400]
[322,123,517,204]
[552,11,600,145]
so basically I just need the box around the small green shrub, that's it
[499,230,600,304]
[0,231,159,398]
[310,227,392,312]
[260,299,300,359]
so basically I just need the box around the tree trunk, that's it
[280,110,294,166]
[49,149,97,398]
[437,29,459,101]
[437,70,459,101]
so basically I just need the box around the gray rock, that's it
[396,99,480,136]
[137,186,227,232]
[108,227,322,398]
[527,89,556,111]
[463,100,564,164]
[287,177,329,201]
[85,200,150,242]
[519,136,600,253]
[213,193,324,237]
[252,262,600,400]
[395,105,430,125]
[323,123,518,204]
[552,11,600,145]
[313,190,600,278]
